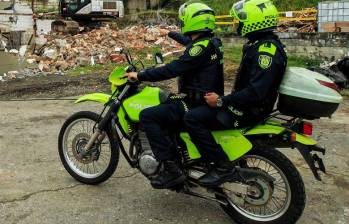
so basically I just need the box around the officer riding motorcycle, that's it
[125,2,224,189]
[184,0,288,186]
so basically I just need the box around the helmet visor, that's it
[231,0,248,21]
[179,4,186,18]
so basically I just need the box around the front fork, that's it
[84,130,106,151]
[84,84,131,153]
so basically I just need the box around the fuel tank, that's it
[122,86,164,122]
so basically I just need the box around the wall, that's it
[127,0,160,12]
[318,0,349,32]
[0,2,34,46]
[221,32,349,61]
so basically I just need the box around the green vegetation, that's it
[223,46,321,67]
[34,7,58,14]
[287,55,322,67]
[67,46,321,78]
[179,0,321,15]
[66,63,116,76]
[273,0,321,11]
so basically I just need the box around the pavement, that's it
[0,99,349,224]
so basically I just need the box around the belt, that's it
[187,90,205,107]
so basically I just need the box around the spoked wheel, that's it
[58,111,119,185]
[216,146,306,224]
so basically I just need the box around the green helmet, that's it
[230,0,279,37]
[179,2,216,35]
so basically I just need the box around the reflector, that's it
[317,80,340,92]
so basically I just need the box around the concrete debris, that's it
[26,58,36,64]
[7,71,19,79]
[146,54,153,60]
[278,8,317,33]
[35,35,48,46]
[9,49,19,54]
[19,45,27,58]
[0,40,7,51]
[26,25,182,73]
[43,49,58,60]
[309,57,349,89]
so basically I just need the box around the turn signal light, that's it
[290,132,297,142]
[302,122,313,136]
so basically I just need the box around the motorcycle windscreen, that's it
[180,130,253,161]
[122,86,161,122]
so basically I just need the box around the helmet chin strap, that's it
[237,22,244,36]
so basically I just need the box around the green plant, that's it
[177,0,321,15]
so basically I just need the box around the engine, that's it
[138,132,161,177]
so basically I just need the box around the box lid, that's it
[279,67,343,104]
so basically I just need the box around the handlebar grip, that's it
[126,66,137,73]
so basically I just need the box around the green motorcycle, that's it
[59,50,342,224]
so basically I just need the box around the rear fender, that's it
[75,93,112,104]
[245,124,317,146]
[246,123,325,180]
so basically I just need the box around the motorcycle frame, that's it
[80,82,327,182]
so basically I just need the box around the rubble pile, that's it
[309,57,349,89]
[27,25,182,73]
[278,8,317,33]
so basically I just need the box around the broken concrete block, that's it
[9,49,19,54]
[76,57,90,66]
[55,60,69,70]
[43,49,58,60]
[55,39,68,48]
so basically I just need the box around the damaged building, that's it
[0,0,34,50]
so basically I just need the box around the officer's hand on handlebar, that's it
[125,72,138,82]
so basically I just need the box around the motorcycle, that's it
[58,49,341,224]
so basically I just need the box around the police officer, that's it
[125,2,224,189]
[184,0,288,186]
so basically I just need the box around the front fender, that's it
[75,93,112,104]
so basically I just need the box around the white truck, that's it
[52,0,124,34]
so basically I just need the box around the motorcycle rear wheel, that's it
[216,145,306,224]
[58,111,119,185]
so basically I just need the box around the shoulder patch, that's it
[258,42,277,56]
[193,40,209,47]
[258,55,272,69]
[189,45,203,57]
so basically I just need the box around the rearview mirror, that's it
[155,53,164,64]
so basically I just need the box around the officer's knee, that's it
[183,111,198,128]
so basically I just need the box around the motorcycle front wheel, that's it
[58,111,119,185]
[216,145,306,224]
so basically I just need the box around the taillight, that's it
[317,79,340,92]
[302,122,313,136]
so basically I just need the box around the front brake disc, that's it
[72,133,95,164]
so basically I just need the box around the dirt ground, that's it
[0,77,349,224]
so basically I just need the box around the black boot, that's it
[151,160,186,189]
[198,161,236,187]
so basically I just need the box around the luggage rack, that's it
[242,110,303,134]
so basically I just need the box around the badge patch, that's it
[258,55,272,69]
[189,46,203,57]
